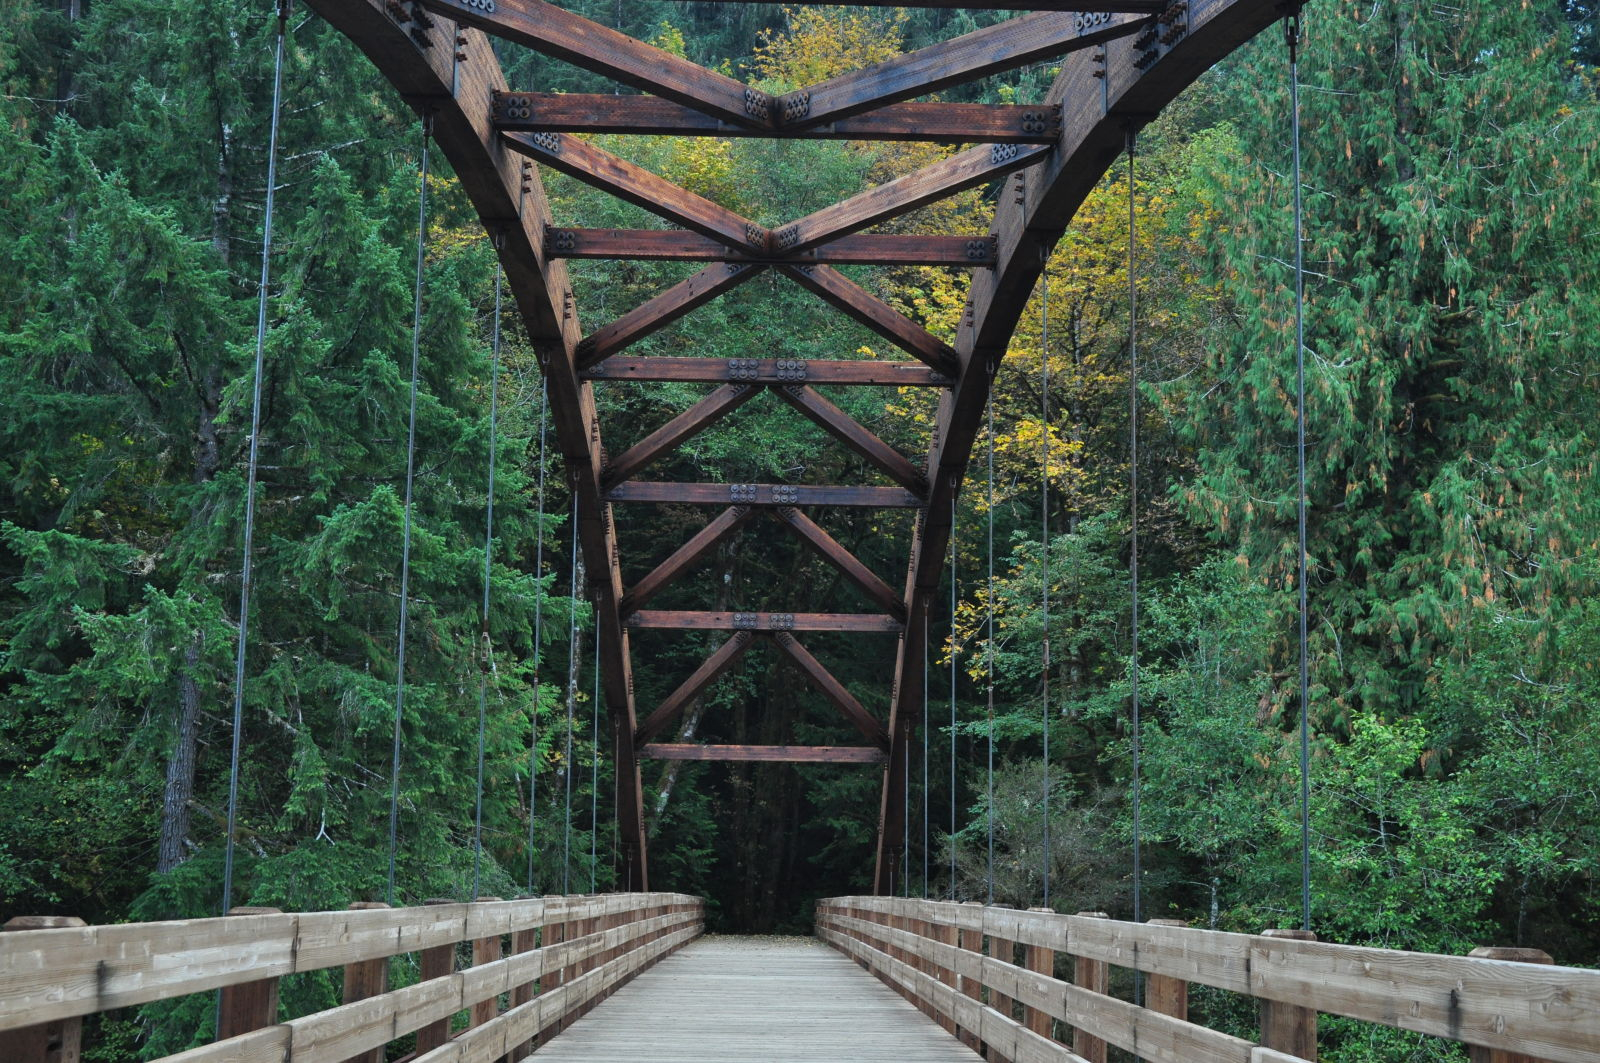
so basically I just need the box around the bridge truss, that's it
[308,0,1286,894]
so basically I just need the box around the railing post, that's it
[932,910,959,1036]
[958,901,985,1051]
[1466,947,1554,1063]
[415,899,458,1056]
[1145,919,1188,1021]
[1258,928,1318,1061]
[341,902,391,1063]
[217,907,284,1039]
[509,896,541,1061]
[0,916,86,1063]
[470,897,504,1030]
[987,905,1017,1063]
[1023,907,1056,1039]
[1073,911,1110,1063]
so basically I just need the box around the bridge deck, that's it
[532,935,981,1061]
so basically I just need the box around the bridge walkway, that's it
[532,935,980,1062]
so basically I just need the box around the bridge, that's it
[3,894,1598,1061]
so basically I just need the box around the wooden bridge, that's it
[3,894,1597,1062]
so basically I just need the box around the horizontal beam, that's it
[625,611,903,633]
[583,357,953,388]
[545,229,997,267]
[604,482,925,508]
[676,0,1159,8]
[640,744,887,764]
[419,0,765,126]
[496,94,1060,144]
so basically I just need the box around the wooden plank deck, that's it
[529,934,981,1061]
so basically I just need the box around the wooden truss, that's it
[309,0,1287,894]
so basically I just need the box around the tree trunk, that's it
[157,633,206,872]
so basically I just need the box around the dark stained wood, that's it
[1145,918,1190,1022]
[775,507,905,619]
[585,356,953,388]
[603,384,762,486]
[497,94,1061,144]
[469,899,504,1030]
[503,132,764,251]
[626,611,903,633]
[576,264,764,370]
[634,632,759,745]
[779,266,960,378]
[339,902,390,1063]
[1259,928,1319,1061]
[772,384,926,493]
[546,229,997,266]
[415,899,458,1055]
[770,632,889,747]
[682,0,1160,8]
[605,482,925,508]
[641,743,888,764]
[779,143,1048,254]
[217,907,283,1039]
[1073,911,1111,1063]
[622,506,755,613]
[1022,907,1055,1039]
[781,12,1149,127]
[417,0,764,126]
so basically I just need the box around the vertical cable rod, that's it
[387,113,431,907]
[1040,260,1052,908]
[1288,3,1313,934]
[590,642,599,892]
[949,490,958,899]
[922,618,930,898]
[1127,129,1143,937]
[527,379,548,893]
[472,268,504,901]
[563,496,580,894]
[986,394,996,906]
[221,0,290,917]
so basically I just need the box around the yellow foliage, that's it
[753,6,908,86]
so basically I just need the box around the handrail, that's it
[1,892,704,1062]
[817,897,1600,1063]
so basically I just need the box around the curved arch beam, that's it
[871,0,1290,892]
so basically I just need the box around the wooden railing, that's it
[817,896,1600,1063]
[0,892,703,1063]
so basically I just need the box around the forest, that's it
[2,0,1599,1057]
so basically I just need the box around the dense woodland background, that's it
[3,1,1600,1057]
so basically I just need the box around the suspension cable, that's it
[563,495,580,894]
[471,267,504,902]
[986,393,996,906]
[590,643,599,892]
[949,489,957,899]
[922,613,930,898]
[1040,258,1052,909]
[386,112,431,907]
[527,378,548,894]
[1288,3,1313,934]
[1127,128,1143,936]
[221,0,291,917]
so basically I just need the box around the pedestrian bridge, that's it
[3,893,1596,1062]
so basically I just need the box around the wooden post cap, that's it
[1148,918,1188,927]
[1468,946,1552,964]
[475,896,504,903]
[1076,911,1109,918]
[226,906,283,916]
[1261,927,1317,940]
[423,897,456,905]
[348,901,391,910]
[3,916,87,930]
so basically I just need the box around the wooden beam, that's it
[625,611,903,633]
[772,385,926,494]
[680,0,1160,9]
[417,0,767,126]
[777,266,959,378]
[622,506,755,613]
[584,356,954,388]
[770,632,889,747]
[779,11,1149,127]
[576,264,763,370]
[641,744,887,764]
[504,133,764,251]
[496,94,1061,144]
[634,632,758,745]
[778,143,1048,254]
[773,507,905,619]
[603,384,762,485]
[605,482,924,508]
[546,229,997,266]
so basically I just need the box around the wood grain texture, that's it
[583,356,952,387]
[625,610,903,633]
[605,482,925,508]
[532,937,982,1061]
[545,229,998,265]
[641,744,888,764]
